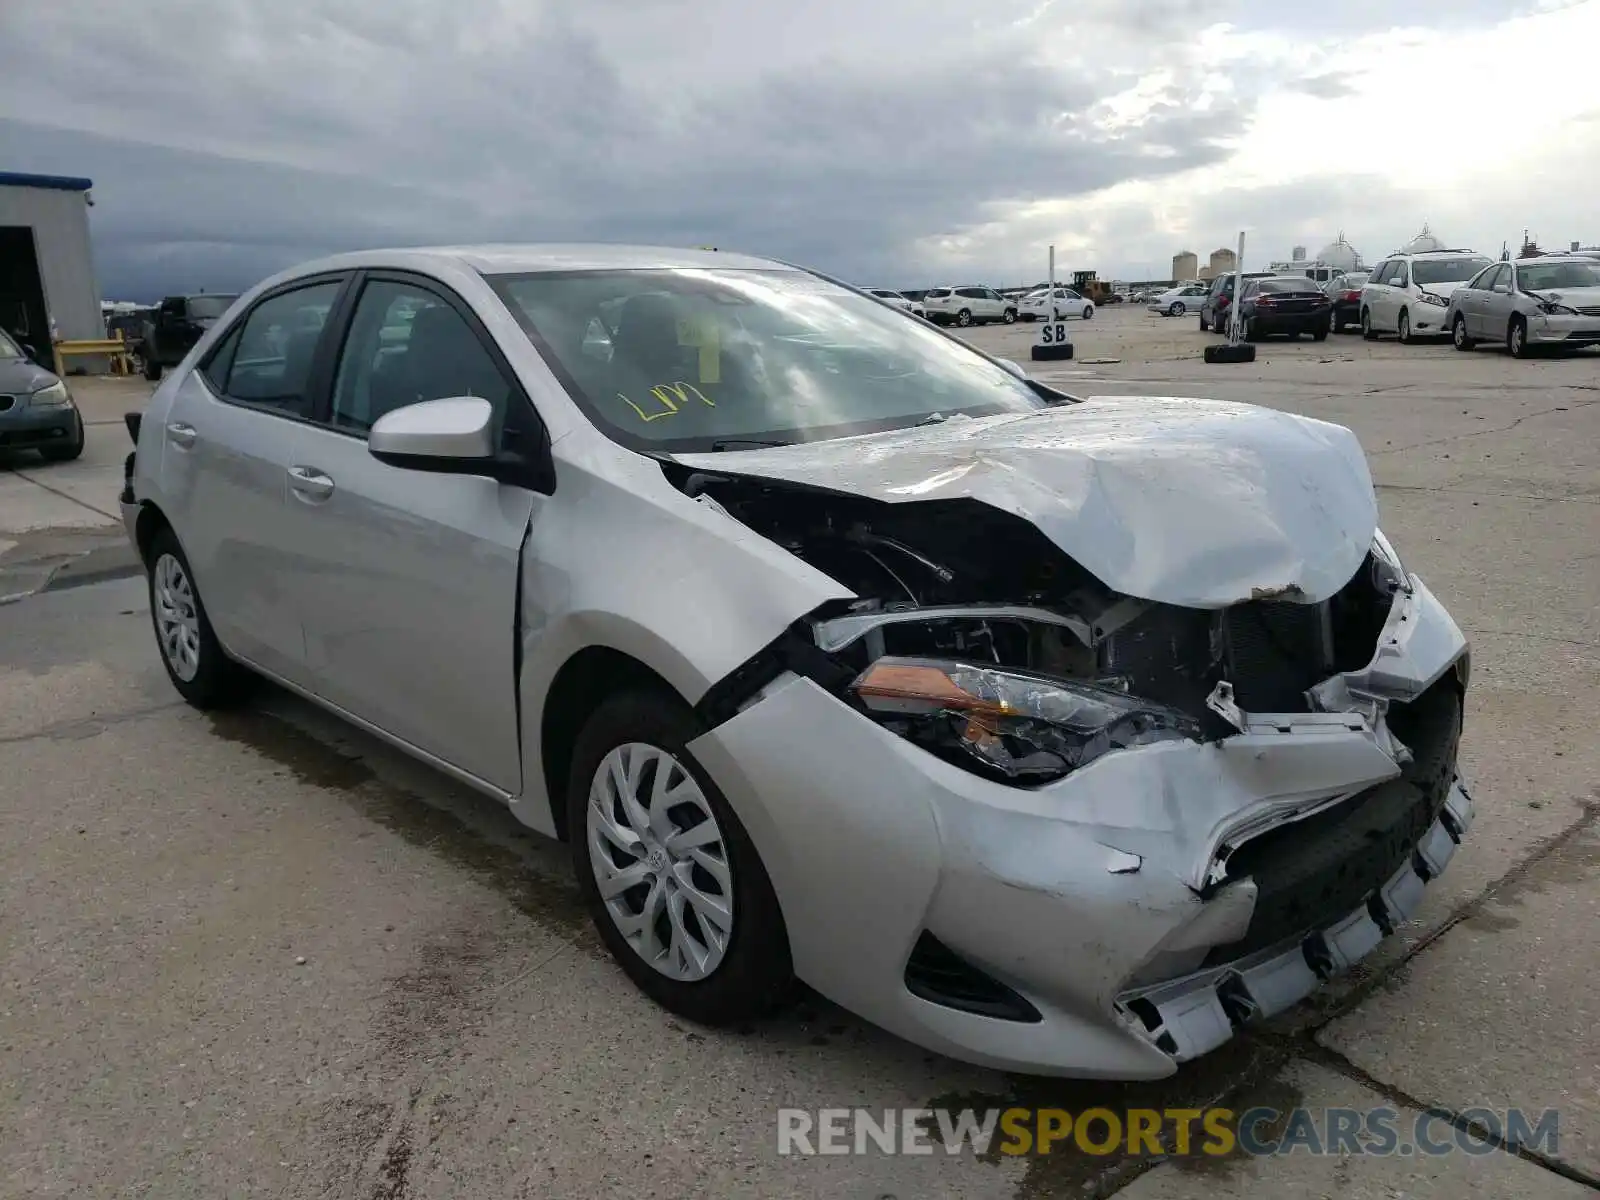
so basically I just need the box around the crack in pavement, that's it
[1462,627,1600,652]
[0,700,184,746]
[1368,397,1600,457]
[1374,482,1600,506]
[4,466,120,521]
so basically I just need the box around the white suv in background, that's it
[921,286,1017,327]
[866,289,927,319]
[1360,250,1493,343]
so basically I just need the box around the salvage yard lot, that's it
[2,306,1598,1198]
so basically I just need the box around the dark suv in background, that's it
[1199,271,1271,333]
[137,293,238,380]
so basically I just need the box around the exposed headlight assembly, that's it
[1370,528,1411,594]
[850,656,1200,783]
[30,380,73,409]
[1539,300,1577,316]
[1418,292,1449,306]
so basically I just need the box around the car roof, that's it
[1389,249,1485,260]
[277,243,789,278]
[1518,255,1594,266]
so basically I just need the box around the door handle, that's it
[287,466,335,502]
[166,422,197,449]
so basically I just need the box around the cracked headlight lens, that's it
[850,656,1200,783]
[30,380,72,408]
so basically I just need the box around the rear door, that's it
[281,271,542,793]
[156,274,351,683]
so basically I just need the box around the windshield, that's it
[1412,257,1491,286]
[491,268,1046,452]
[1518,261,1600,291]
[0,328,22,359]
[186,295,237,319]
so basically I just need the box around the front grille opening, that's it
[904,932,1042,1023]
[1198,680,1463,967]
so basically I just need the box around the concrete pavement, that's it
[2,309,1597,1197]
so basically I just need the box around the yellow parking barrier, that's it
[52,333,136,377]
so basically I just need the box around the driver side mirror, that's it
[368,396,556,493]
[20,343,39,363]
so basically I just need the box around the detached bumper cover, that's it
[688,574,1470,1078]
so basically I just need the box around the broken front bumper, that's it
[687,574,1470,1079]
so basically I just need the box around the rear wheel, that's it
[1198,312,1209,332]
[568,690,793,1025]
[1452,313,1476,351]
[1312,322,1329,343]
[142,354,162,382]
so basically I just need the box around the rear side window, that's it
[218,280,342,417]
[926,288,951,298]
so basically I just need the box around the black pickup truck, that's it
[136,293,238,381]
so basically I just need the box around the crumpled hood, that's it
[1419,282,1467,301]
[1530,285,1600,308]
[673,396,1379,609]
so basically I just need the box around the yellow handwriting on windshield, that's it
[616,382,716,423]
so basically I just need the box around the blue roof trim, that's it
[0,171,94,192]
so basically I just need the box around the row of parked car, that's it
[865,285,1102,328]
[1144,248,1600,358]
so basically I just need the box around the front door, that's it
[284,274,539,793]
[158,275,348,684]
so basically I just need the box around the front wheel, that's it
[1452,314,1477,351]
[1397,309,1413,344]
[1508,316,1531,358]
[1168,301,1185,317]
[1002,308,1017,324]
[142,354,162,382]
[1082,305,1094,320]
[146,527,254,708]
[569,690,793,1025]
[955,309,972,327]
[1361,308,1377,340]
[1198,312,1209,332]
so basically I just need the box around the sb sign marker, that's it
[1031,318,1073,361]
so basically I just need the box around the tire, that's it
[1397,309,1413,344]
[1082,305,1093,320]
[1452,313,1476,351]
[146,527,254,708]
[1245,318,1261,342]
[1330,314,1343,334]
[1002,307,1017,324]
[1312,324,1328,343]
[1361,308,1377,340]
[1168,301,1185,317]
[143,354,162,382]
[1288,330,1301,341]
[1198,313,1209,332]
[1508,316,1530,359]
[955,309,972,327]
[38,412,85,462]
[568,690,793,1026]
[1204,342,1256,364]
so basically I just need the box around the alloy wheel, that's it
[586,742,734,982]
[152,553,202,682]
[956,309,972,327]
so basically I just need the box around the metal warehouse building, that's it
[0,171,104,365]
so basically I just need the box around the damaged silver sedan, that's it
[120,245,1473,1079]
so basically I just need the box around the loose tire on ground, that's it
[1030,341,1073,361]
[1204,342,1256,364]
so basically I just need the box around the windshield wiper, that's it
[708,438,789,451]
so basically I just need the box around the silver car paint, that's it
[675,395,1378,609]
[1446,258,1600,346]
[126,244,1472,1078]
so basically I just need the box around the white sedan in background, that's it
[866,288,927,319]
[1018,288,1094,322]
[1147,284,1211,317]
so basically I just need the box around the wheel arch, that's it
[133,499,173,567]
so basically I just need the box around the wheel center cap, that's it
[645,847,668,872]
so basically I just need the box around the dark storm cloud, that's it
[0,0,1263,296]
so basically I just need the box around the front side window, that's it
[491,268,1045,452]
[186,295,237,320]
[0,328,23,360]
[1412,256,1492,286]
[330,279,512,434]
[222,280,342,416]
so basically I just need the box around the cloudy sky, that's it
[2,0,1597,300]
